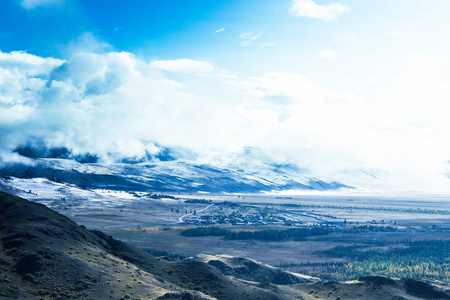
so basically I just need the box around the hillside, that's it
[1,191,450,299]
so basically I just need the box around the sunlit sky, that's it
[2,0,450,193]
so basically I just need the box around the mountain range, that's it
[0,158,351,194]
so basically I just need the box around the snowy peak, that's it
[0,158,352,194]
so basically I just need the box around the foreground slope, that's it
[1,191,450,300]
[0,191,317,300]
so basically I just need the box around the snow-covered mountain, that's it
[0,158,351,194]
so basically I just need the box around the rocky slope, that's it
[1,191,450,299]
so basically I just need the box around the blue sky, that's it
[0,0,273,58]
[2,0,449,78]
[2,0,450,192]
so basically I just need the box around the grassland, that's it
[26,191,450,284]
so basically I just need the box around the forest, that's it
[180,226,331,241]
[284,239,450,282]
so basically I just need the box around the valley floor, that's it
[3,179,450,284]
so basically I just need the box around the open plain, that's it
[5,180,450,283]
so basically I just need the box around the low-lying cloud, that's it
[1,49,450,192]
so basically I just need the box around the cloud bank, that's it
[1,48,450,192]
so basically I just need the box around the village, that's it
[179,202,327,227]
[176,200,402,230]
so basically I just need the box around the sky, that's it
[1,0,450,193]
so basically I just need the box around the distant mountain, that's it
[0,158,351,194]
[2,191,449,299]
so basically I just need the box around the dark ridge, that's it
[154,291,211,300]
[14,145,71,160]
[13,144,99,163]
[359,275,397,286]
[404,278,450,299]
[207,257,307,285]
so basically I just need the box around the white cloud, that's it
[65,33,112,55]
[252,72,325,104]
[0,51,63,105]
[0,50,63,74]
[0,50,239,162]
[149,59,214,74]
[239,32,263,47]
[20,0,62,9]
[0,105,34,125]
[215,28,225,34]
[289,0,349,21]
[240,33,262,41]
[2,48,450,192]
[318,49,338,58]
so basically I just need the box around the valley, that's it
[3,174,450,285]
[3,1,450,298]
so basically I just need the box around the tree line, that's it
[237,202,450,215]
[180,226,331,241]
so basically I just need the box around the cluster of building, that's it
[181,207,303,227]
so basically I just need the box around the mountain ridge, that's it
[0,158,351,194]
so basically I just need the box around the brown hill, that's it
[1,191,450,299]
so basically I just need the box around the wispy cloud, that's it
[318,49,338,58]
[20,0,63,9]
[215,28,225,34]
[150,59,214,74]
[240,32,263,47]
[289,0,349,21]
[65,32,112,55]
